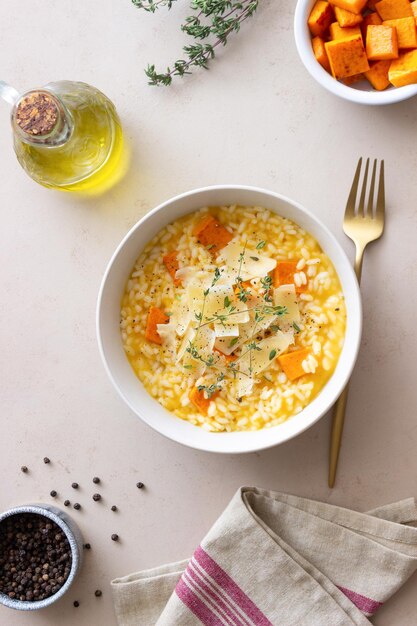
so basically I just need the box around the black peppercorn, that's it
[64,500,70,507]
[50,491,57,498]
[0,512,72,602]
[43,457,50,464]
[71,483,78,489]
[111,534,119,542]
[111,505,117,512]
[136,482,144,489]
[83,543,91,550]
[95,589,102,597]
[73,503,81,510]
[92,494,101,502]
[73,600,79,607]
[21,466,28,473]
[92,477,100,484]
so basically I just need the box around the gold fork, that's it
[328,158,385,488]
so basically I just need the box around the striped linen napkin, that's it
[111,487,417,626]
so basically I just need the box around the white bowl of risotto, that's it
[97,186,361,453]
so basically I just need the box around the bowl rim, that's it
[0,505,81,611]
[294,0,417,105]
[97,184,362,454]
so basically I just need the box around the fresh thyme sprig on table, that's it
[132,0,259,85]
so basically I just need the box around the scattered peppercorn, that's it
[83,543,91,550]
[111,506,117,512]
[43,457,51,464]
[0,513,72,602]
[111,534,119,542]
[71,483,78,489]
[92,494,101,502]
[50,490,57,498]
[136,482,144,489]
[64,500,70,507]
[92,477,100,484]
[95,589,102,597]
[73,503,81,510]
[21,466,28,473]
[73,600,80,607]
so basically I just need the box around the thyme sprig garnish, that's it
[198,373,225,398]
[132,0,176,11]
[132,0,259,85]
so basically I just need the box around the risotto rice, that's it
[120,205,346,432]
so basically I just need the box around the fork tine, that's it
[345,157,362,218]
[357,158,370,217]
[367,159,377,216]
[376,160,385,220]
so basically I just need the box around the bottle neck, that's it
[11,89,72,147]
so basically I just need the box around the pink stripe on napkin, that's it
[176,576,226,625]
[337,585,383,616]
[194,546,273,626]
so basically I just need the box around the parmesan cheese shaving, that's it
[218,242,277,281]
[273,284,300,329]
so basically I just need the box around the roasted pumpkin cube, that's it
[329,0,367,15]
[366,24,399,59]
[189,387,219,415]
[342,72,365,84]
[389,48,417,85]
[330,22,362,39]
[361,11,382,38]
[325,34,370,78]
[383,17,417,48]
[364,59,391,88]
[312,36,331,71]
[308,1,334,36]
[375,0,413,20]
[334,6,363,26]
[278,349,311,382]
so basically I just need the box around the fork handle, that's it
[328,243,364,488]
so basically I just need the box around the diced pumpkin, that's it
[375,0,413,20]
[278,349,311,381]
[334,6,363,26]
[145,306,169,345]
[325,34,370,78]
[366,25,398,59]
[361,12,383,38]
[272,260,307,293]
[193,214,233,254]
[342,72,365,84]
[389,48,417,85]
[329,0,367,15]
[163,251,181,286]
[411,0,417,18]
[308,1,334,36]
[383,17,417,48]
[364,59,391,88]
[189,387,219,415]
[312,36,331,71]
[330,22,362,39]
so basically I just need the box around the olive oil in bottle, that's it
[10,81,126,194]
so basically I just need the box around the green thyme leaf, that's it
[249,256,259,262]
[269,349,277,360]
[256,241,266,249]
[293,322,301,333]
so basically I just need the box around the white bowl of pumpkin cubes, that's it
[295,0,417,104]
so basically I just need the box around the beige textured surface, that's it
[0,1,416,624]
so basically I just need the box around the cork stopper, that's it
[15,91,59,136]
